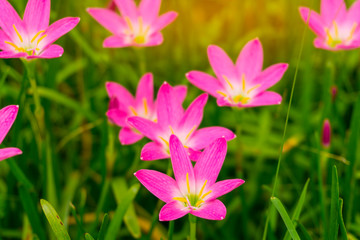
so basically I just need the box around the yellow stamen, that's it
[154,119,158,123]
[246,84,261,94]
[242,74,246,91]
[222,75,234,90]
[124,17,134,34]
[333,21,339,38]
[138,17,143,34]
[198,180,208,197]
[37,34,47,45]
[4,41,21,51]
[185,126,196,140]
[31,30,45,43]
[129,106,138,116]
[216,90,227,98]
[201,190,212,199]
[186,173,190,194]
[159,136,169,147]
[347,23,358,41]
[172,197,187,203]
[325,28,333,44]
[143,98,148,115]
[169,125,175,134]
[143,26,150,36]
[13,25,23,42]
[195,200,204,207]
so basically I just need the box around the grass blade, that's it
[85,233,95,240]
[97,213,109,240]
[338,198,348,240]
[40,199,71,240]
[271,197,300,240]
[329,165,339,240]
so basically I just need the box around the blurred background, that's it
[0,0,360,239]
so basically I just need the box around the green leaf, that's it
[85,233,95,240]
[40,199,71,240]
[105,184,140,240]
[271,197,300,240]
[296,221,312,240]
[338,198,348,240]
[97,213,109,240]
[329,165,340,240]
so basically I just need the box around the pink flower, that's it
[322,119,331,148]
[299,0,360,50]
[0,0,80,59]
[186,38,288,108]
[135,135,245,221]
[106,74,187,145]
[0,105,22,162]
[87,0,178,48]
[128,82,235,161]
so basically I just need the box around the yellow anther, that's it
[129,106,138,116]
[222,75,234,90]
[201,190,212,199]
[198,180,208,197]
[13,25,23,42]
[185,126,196,140]
[143,98,148,116]
[216,90,228,98]
[159,136,169,147]
[154,119,158,123]
[31,30,45,43]
[124,17,134,33]
[195,200,204,207]
[172,197,187,203]
[242,74,246,92]
[333,21,339,38]
[246,84,261,95]
[169,125,175,134]
[186,173,190,194]
[37,34,47,45]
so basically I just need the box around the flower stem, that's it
[189,214,197,240]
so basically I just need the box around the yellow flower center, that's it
[124,17,150,44]
[325,21,358,48]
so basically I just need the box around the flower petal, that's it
[186,71,223,97]
[194,137,227,187]
[191,199,226,220]
[173,85,187,105]
[143,32,163,46]
[105,82,135,107]
[236,38,263,81]
[106,109,128,127]
[208,179,245,201]
[23,0,50,34]
[140,141,169,161]
[127,116,160,141]
[114,0,138,20]
[159,201,190,221]
[0,105,19,144]
[207,45,237,87]
[119,127,143,145]
[87,8,125,35]
[0,51,27,58]
[139,0,161,23]
[0,29,11,50]
[347,0,360,23]
[103,35,131,48]
[246,91,282,107]
[169,135,195,195]
[251,63,288,93]
[134,169,181,203]
[321,0,346,24]
[0,0,25,39]
[135,73,153,109]
[187,127,235,150]
[0,147,22,162]
[152,11,178,32]
[27,44,63,59]
[299,7,326,38]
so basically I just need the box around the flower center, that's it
[124,17,150,44]
[325,21,358,48]
[4,25,47,56]
[158,125,197,152]
[172,173,212,210]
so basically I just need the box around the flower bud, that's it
[322,119,331,148]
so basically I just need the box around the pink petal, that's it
[187,127,235,150]
[347,0,360,23]
[119,127,143,145]
[188,148,202,161]
[194,137,227,187]
[27,44,64,59]
[216,97,233,107]
[114,0,138,20]
[156,82,184,128]
[140,141,169,161]
[87,8,125,36]
[0,51,27,58]
[236,38,263,81]
[186,71,223,97]
[173,85,187,105]
[103,35,131,48]
[178,94,208,136]
[208,179,245,201]
[313,37,333,50]
[23,0,50,34]
[252,63,288,93]
[0,147,22,162]
[105,82,135,107]
[159,201,190,221]
[135,73,154,109]
[169,135,195,195]
[0,105,19,144]
[152,11,178,32]
[0,29,11,50]
[143,32,163,46]
[134,169,181,203]
[106,109,128,127]
[321,0,347,24]
[127,116,160,141]
[191,199,226,220]
[299,7,326,38]
[139,0,161,23]
[0,0,26,39]
[207,45,237,87]
[41,17,80,49]
[246,91,282,107]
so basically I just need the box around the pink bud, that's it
[331,85,338,102]
[322,119,331,148]
[107,0,117,11]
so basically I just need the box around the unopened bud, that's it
[331,85,338,102]
[322,119,331,148]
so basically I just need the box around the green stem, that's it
[189,214,197,240]
[168,221,174,240]
[135,48,146,74]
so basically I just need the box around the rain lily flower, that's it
[0,105,22,162]
[186,38,288,108]
[0,0,80,59]
[87,0,178,48]
[128,82,235,161]
[106,73,187,145]
[135,135,245,221]
[299,0,360,50]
